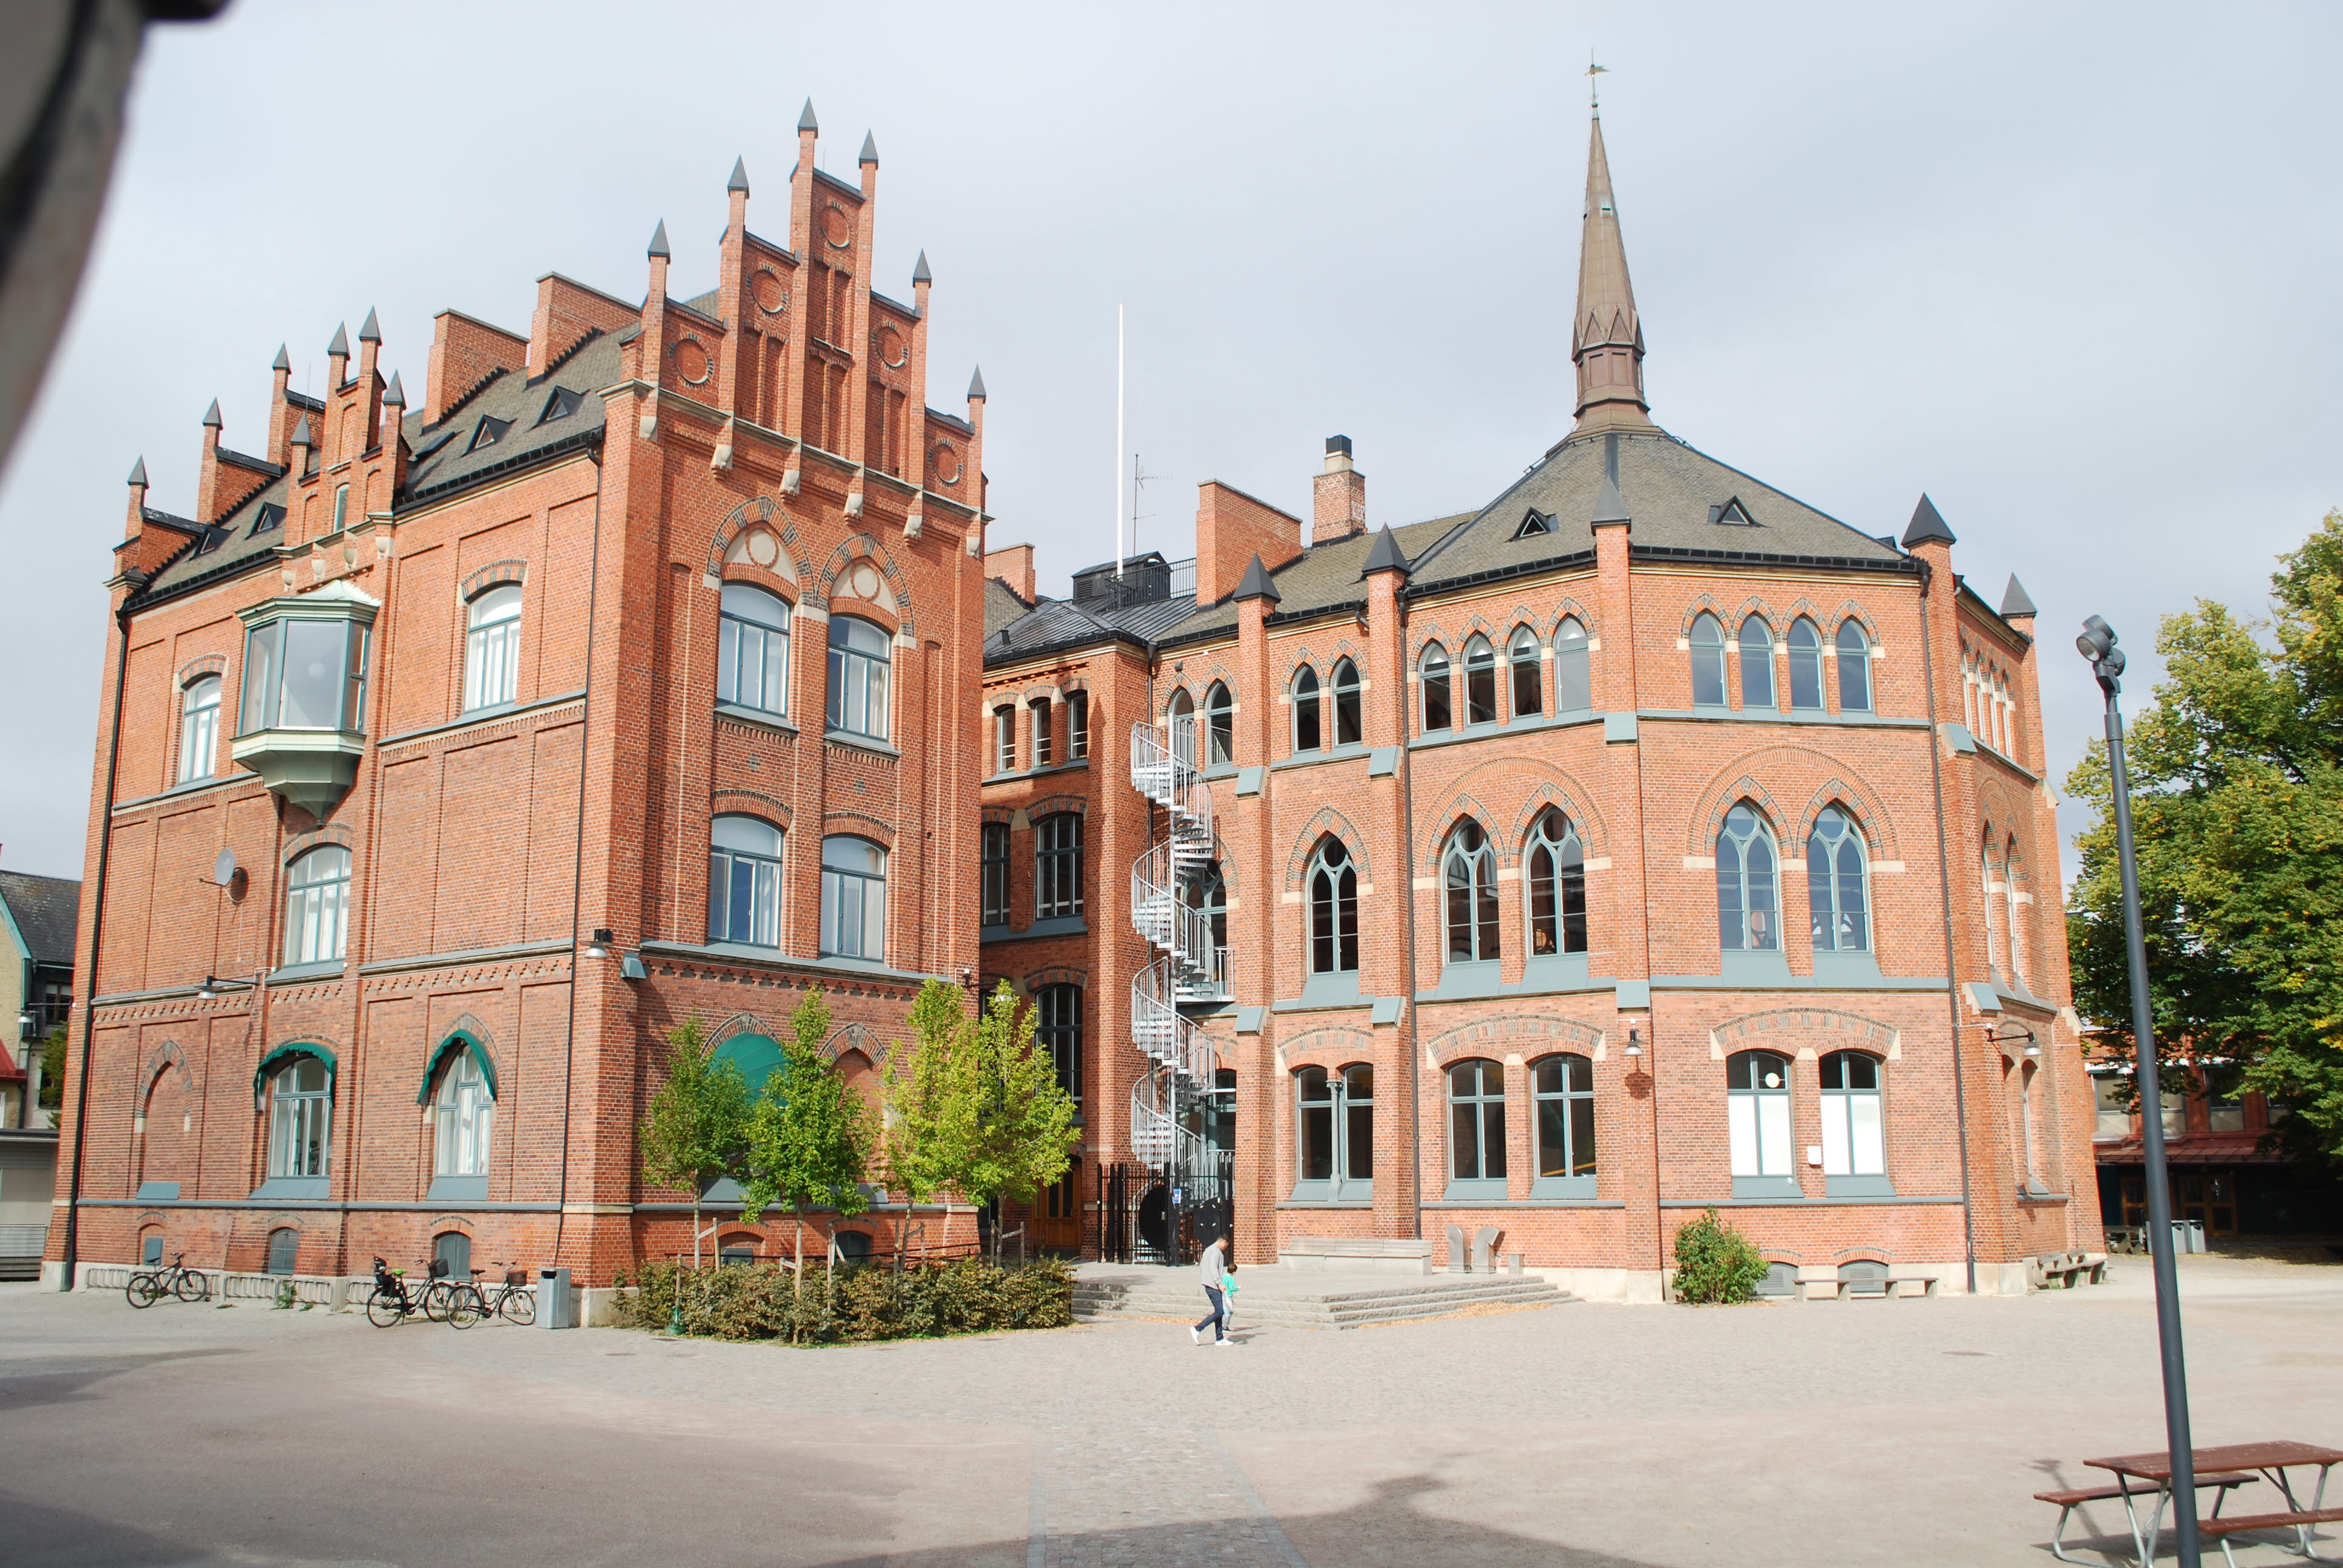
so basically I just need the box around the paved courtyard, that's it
[2,1253,2340,1567]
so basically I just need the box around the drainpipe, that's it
[1395,596,1423,1240]
[1916,557,1980,1295]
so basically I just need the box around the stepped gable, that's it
[1166,511,1469,644]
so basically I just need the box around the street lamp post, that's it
[2077,613,2199,1567]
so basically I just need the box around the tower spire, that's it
[1570,103,1656,436]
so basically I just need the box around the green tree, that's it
[38,1026,65,1109]
[879,981,978,1259]
[739,986,875,1289]
[960,980,1081,1258]
[638,1013,753,1270]
[2066,509,2343,1161]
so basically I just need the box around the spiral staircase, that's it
[1127,721,1219,1171]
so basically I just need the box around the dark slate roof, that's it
[983,575,1031,636]
[0,870,80,967]
[1167,513,1472,644]
[2000,574,2037,618]
[985,585,1200,665]
[140,474,288,596]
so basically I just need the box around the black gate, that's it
[1095,1155,1233,1267]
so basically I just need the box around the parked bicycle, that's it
[126,1253,209,1308]
[367,1256,478,1327]
[469,1266,537,1325]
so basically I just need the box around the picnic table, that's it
[2074,1441,2343,1566]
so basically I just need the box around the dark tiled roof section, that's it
[680,289,721,319]
[139,475,288,598]
[1167,512,1473,644]
[0,870,80,966]
[215,447,286,479]
[983,590,1199,667]
[402,333,619,501]
[1405,431,1904,594]
[983,575,1031,636]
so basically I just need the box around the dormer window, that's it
[536,387,584,426]
[249,503,284,537]
[1513,508,1553,539]
[468,416,512,454]
[1708,497,1758,528]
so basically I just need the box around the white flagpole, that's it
[1115,304,1126,578]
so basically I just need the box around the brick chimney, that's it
[424,310,527,426]
[985,543,1035,602]
[1194,480,1303,605]
[1312,434,1366,544]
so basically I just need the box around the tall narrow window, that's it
[1533,1054,1596,1185]
[716,583,790,716]
[1553,618,1591,712]
[1982,841,2005,979]
[1067,690,1089,760]
[1341,1063,1374,1186]
[819,835,887,961]
[1184,864,1229,991]
[1031,697,1054,766]
[1738,616,1775,710]
[1727,1050,1793,1183]
[1835,620,1872,713]
[1420,643,1452,732]
[992,705,1017,773]
[1204,682,1233,765]
[1294,1065,1372,1197]
[1447,1060,1507,1192]
[1443,821,1499,964]
[1806,806,1870,952]
[1292,667,1322,753]
[1036,985,1082,1109]
[1689,613,1726,707]
[464,585,522,713]
[1308,839,1358,976]
[1788,618,1824,711]
[2005,839,2027,987]
[177,675,221,783]
[1525,806,1587,956]
[1167,688,1196,767]
[1035,813,1083,920]
[284,846,350,967]
[1297,1066,1335,1184]
[980,822,1009,926]
[1331,658,1362,747]
[433,1048,493,1180]
[1463,635,1498,725]
[332,483,349,532]
[709,815,784,947]
[1819,1051,1886,1186]
[826,616,891,740]
[1509,626,1542,717]
[267,1056,330,1179]
[1716,803,1778,952]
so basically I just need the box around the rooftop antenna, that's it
[1130,454,1158,560]
[1588,54,1607,113]
[1115,303,1126,579]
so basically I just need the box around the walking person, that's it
[1191,1232,1235,1347]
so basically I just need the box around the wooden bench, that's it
[1280,1237,1433,1276]
[2197,1505,2343,1564]
[2036,1472,2259,1563]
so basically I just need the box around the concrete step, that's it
[1073,1275,1572,1330]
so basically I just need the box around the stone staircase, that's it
[1072,1270,1572,1331]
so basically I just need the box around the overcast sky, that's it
[3,1,2339,886]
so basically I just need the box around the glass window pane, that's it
[1850,1091,1884,1175]
[279,621,347,728]
[1728,1093,1757,1176]
[1538,1097,1568,1177]
[1758,1092,1792,1176]
[241,621,281,733]
[1569,1094,1596,1177]
[1821,1093,1851,1175]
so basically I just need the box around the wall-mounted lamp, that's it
[1624,1027,1643,1058]
[197,973,257,1002]
[1982,1023,2041,1057]
[586,927,614,959]
[961,965,977,991]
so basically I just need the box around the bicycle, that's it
[126,1253,209,1308]
[470,1265,537,1326]
[367,1256,479,1327]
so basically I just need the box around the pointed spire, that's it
[647,218,670,258]
[1902,493,1956,547]
[326,322,349,357]
[2000,575,2037,618]
[290,414,312,446]
[383,370,405,407]
[859,131,879,166]
[1570,110,1654,435]
[798,98,819,133]
[1232,553,1282,604]
[1590,433,1631,524]
[727,155,750,194]
[202,398,222,428]
[358,307,380,342]
[1359,526,1411,579]
[127,456,147,486]
[913,250,931,285]
[272,343,290,373]
[967,365,987,400]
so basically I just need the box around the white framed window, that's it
[1553,618,1591,712]
[1032,696,1054,766]
[1787,618,1824,710]
[709,814,784,947]
[177,674,221,783]
[433,1048,493,1179]
[1035,813,1083,920]
[1727,1050,1793,1187]
[1067,690,1090,760]
[267,1055,330,1178]
[283,846,350,967]
[463,584,522,713]
[819,835,887,961]
[1509,626,1542,717]
[1446,1059,1507,1195]
[2005,839,2028,986]
[1462,635,1498,725]
[1836,620,1872,712]
[716,582,790,716]
[1532,1053,1596,1192]
[1716,803,1779,952]
[1036,985,1082,1108]
[1689,612,1726,707]
[1739,616,1775,710]
[1806,806,1870,952]
[1168,688,1196,766]
[992,705,1017,773]
[240,617,369,734]
[826,616,891,740]
[1819,1050,1886,1192]
[1443,820,1498,965]
[1204,682,1233,765]
[1291,666,1322,753]
[1330,658,1362,746]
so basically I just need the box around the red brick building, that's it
[978,109,2097,1295]
[48,106,991,1288]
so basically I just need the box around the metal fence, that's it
[1094,1154,1232,1267]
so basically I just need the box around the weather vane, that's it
[1589,55,1608,112]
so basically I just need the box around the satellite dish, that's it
[212,848,238,887]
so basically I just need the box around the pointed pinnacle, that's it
[1902,493,1956,548]
[2000,574,2037,618]
[326,322,349,357]
[859,131,879,166]
[1232,553,1282,604]
[290,414,312,446]
[1360,526,1410,579]
[384,370,406,406]
[202,398,222,428]
[798,98,819,133]
[967,365,987,400]
[128,456,148,486]
[358,307,380,342]
[272,343,290,373]
[912,250,932,286]
[647,219,670,258]
[727,155,750,194]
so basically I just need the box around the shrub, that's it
[615,1255,1073,1344]
[1671,1207,1769,1304]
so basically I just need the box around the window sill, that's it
[1729,1176,1804,1200]
[978,923,1014,944]
[822,730,898,760]
[1811,951,1884,985]
[1424,1197,1624,1209]
[425,1175,489,1203]
[249,1177,329,1201]
[1719,950,1793,985]
[1441,1180,1510,1203]
[268,961,346,985]
[1637,707,1928,731]
[715,702,796,735]
[1823,1174,1896,1199]
[1018,915,1089,940]
[1428,961,1502,1001]
[111,771,245,815]
[376,688,586,749]
[134,1181,180,1203]
[1528,1175,1598,1201]
[1278,972,1362,1011]
[1279,1195,1373,1209]
[1272,744,1372,773]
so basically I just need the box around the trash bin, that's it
[2169,1220,2206,1255]
[537,1266,574,1329]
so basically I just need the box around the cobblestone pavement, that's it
[3,1255,2341,1567]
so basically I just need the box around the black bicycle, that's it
[468,1266,538,1326]
[367,1256,478,1327]
[126,1253,209,1307]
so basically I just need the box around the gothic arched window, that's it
[1716,803,1778,952]
[1689,613,1726,707]
[1526,806,1587,956]
[1738,616,1775,710]
[1443,822,1499,965]
[1308,838,1358,976]
[1806,806,1870,953]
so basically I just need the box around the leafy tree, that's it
[38,1026,65,1109]
[2066,509,2343,1161]
[879,981,978,1258]
[1670,1208,1768,1304]
[739,986,874,1289]
[638,1013,753,1270]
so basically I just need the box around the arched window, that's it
[1447,1059,1507,1195]
[1715,804,1778,953]
[267,1054,330,1179]
[1031,696,1052,765]
[1532,1054,1596,1192]
[709,815,783,947]
[1689,613,1727,707]
[464,584,522,712]
[1419,642,1452,732]
[433,1230,471,1279]
[1036,985,1081,1109]
[1294,1062,1372,1198]
[716,582,790,716]
[433,1046,493,1181]
[826,615,891,740]
[1787,618,1824,711]
[1525,807,1587,957]
[820,835,887,961]
[833,1229,874,1265]
[1738,616,1775,710]
[177,674,221,784]
[1167,688,1196,768]
[1035,812,1083,920]
[1204,681,1234,765]
[1553,618,1591,712]
[1068,690,1090,759]
[1183,863,1229,992]
[979,822,1009,927]
[1330,658,1362,746]
[992,705,1016,773]
[284,846,350,966]
[1835,620,1872,713]
[1726,1050,1793,1188]
[1819,1051,1886,1192]
[267,1227,300,1276]
[1463,635,1498,725]
[1509,626,1542,717]
[1806,806,1870,953]
[1981,838,2005,979]
[1308,838,1358,976]
[2006,838,2027,987]
[1291,665,1322,753]
[1443,821,1499,965]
